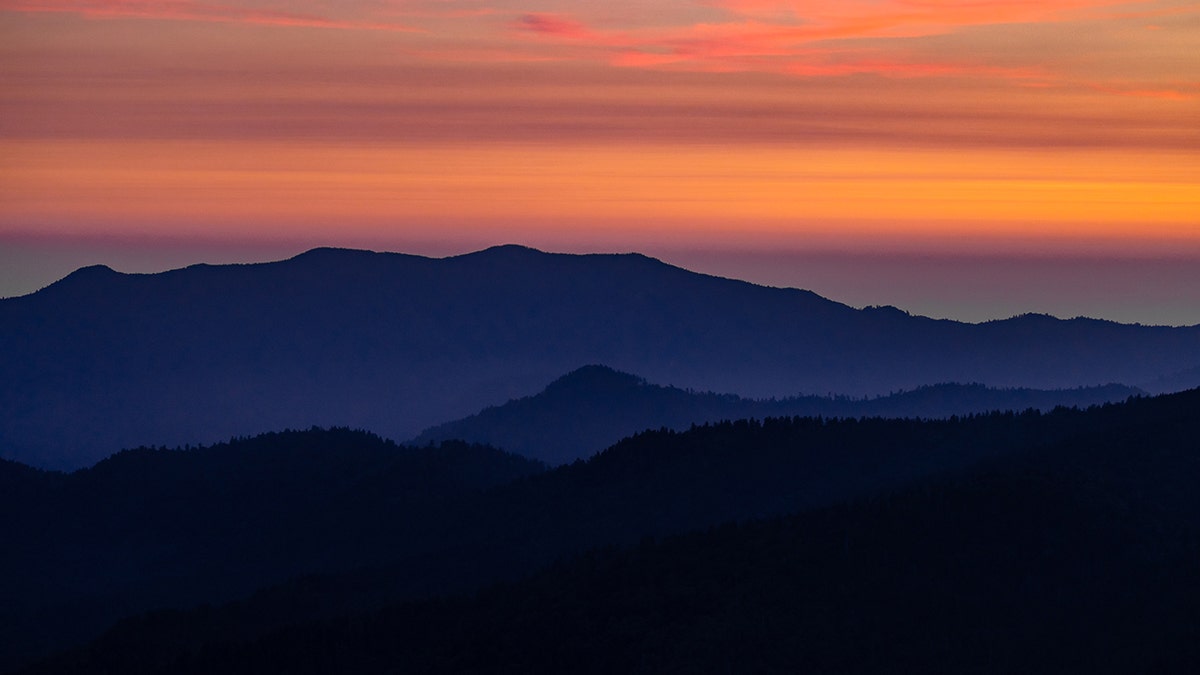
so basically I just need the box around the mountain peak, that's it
[64,263,119,279]
[997,312,1062,324]
[288,247,383,263]
[544,365,648,396]
[35,264,122,296]
[453,246,667,268]
[482,244,545,255]
[861,304,910,317]
[458,244,548,259]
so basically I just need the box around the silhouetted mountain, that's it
[414,364,1142,464]
[3,245,1198,469]
[0,429,543,670]
[10,391,1200,672]
[20,388,1200,674]
[1142,362,1200,394]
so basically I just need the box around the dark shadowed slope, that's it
[4,409,1032,670]
[413,364,1142,464]
[22,388,1200,675]
[1143,363,1200,394]
[0,429,543,670]
[2,245,1197,468]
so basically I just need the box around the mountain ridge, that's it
[17,247,1187,327]
[413,364,1145,464]
[0,428,545,669]
[3,246,1197,469]
[12,387,1200,674]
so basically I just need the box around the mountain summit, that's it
[2,246,1197,468]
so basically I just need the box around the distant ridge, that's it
[36,263,120,293]
[413,365,1145,464]
[2,245,1197,469]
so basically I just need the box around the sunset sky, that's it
[1,1,1197,323]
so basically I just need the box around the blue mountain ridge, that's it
[2,245,1196,469]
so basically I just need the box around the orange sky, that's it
[1,1,1198,321]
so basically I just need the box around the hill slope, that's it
[21,388,1200,674]
[413,364,1142,464]
[3,245,1197,468]
[0,430,543,670]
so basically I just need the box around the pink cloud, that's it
[1088,1,1200,22]
[509,12,1054,81]
[1093,85,1195,101]
[514,13,596,39]
[784,60,1046,79]
[714,0,1125,24]
[0,0,422,32]
[695,0,1156,51]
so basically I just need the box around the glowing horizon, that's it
[1,0,1197,321]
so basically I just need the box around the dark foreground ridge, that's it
[8,388,1200,673]
[0,430,544,670]
[3,245,1198,469]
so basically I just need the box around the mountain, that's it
[1143,363,1200,394]
[2,245,1197,469]
[0,429,543,670]
[413,364,1143,464]
[3,409,1034,669]
[20,388,1200,674]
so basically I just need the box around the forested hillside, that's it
[11,389,1200,673]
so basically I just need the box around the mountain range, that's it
[2,245,1198,469]
[413,365,1144,465]
[0,431,543,669]
[10,388,1200,674]
[0,394,1144,670]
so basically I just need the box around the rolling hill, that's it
[0,430,543,670]
[16,388,1200,674]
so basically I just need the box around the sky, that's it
[1,1,1197,323]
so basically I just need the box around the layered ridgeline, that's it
[3,245,1198,469]
[17,389,1200,674]
[413,365,1143,464]
[0,430,544,670]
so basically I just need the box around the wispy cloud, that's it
[501,0,1192,92]
[711,0,1128,28]
[0,0,423,32]
[510,12,1055,80]
[1093,85,1196,100]
[514,13,598,39]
